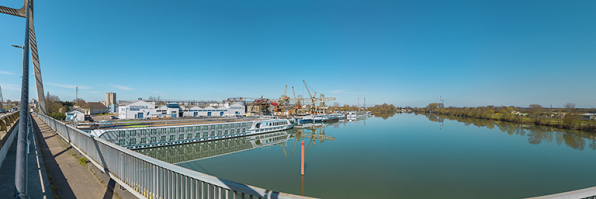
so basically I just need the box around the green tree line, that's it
[413,103,596,132]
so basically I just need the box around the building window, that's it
[210,131,215,137]
[179,127,184,133]
[242,128,246,133]
[170,135,176,141]
[224,124,229,128]
[195,126,200,131]
[142,130,147,135]
[179,134,185,140]
[217,125,222,129]
[119,131,125,137]
[130,130,137,137]
[187,134,193,139]
[170,128,176,133]
[203,132,208,137]
[151,137,157,143]
[160,136,166,142]
[217,131,222,136]
[242,123,247,127]
[224,130,228,135]
[141,138,147,144]
[151,129,157,135]
[161,129,167,134]
[130,138,137,145]
[119,139,125,145]
[187,127,193,132]
[236,129,240,134]
[210,125,215,130]
[196,133,201,138]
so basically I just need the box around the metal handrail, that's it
[34,112,312,199]
[0,111,20,151]
[0,111,20,133]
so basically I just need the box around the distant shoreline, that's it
[412,108,596,133]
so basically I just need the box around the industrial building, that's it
[117,100,246,120]
[100,92,117,113]
[66,109,85,122]
[118,100,156,119]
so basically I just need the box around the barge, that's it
[90,118,294,149]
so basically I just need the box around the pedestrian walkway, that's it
[32,115,136,199]
[0,118,52,199]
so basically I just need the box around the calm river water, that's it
[137,114,596,198]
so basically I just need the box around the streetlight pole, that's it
[14,0,31,197]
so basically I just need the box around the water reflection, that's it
[135,120,345,164]
[372,112,397,120]
[426,114,596,151]
[136,129,298,164]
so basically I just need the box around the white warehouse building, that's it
[118,100,245,119]
[183,102,245,117]
[118,100,156,119]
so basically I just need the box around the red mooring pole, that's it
[301,140,305,175]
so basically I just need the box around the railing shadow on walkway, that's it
[31,117,77,199]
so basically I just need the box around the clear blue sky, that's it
[1,0,595,108]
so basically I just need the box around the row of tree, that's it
[44,92,90,120]
[427,114,596,151]
[413,103,596,132]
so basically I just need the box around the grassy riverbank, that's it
[413,106,596,133]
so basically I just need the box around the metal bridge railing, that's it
[33,112,312,199]
[0,111,20,149]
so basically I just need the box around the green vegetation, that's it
[48,112,66,120]
[427,114,596,151]
[78,157,88,166]
[366,103,399,119]
[413,103,596,133]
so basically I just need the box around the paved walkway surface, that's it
[0,118,52,199]
[32,115,136,199]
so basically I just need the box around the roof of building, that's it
[166,103,180,108]
[67,109,85,114]
[88,102,108,109]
